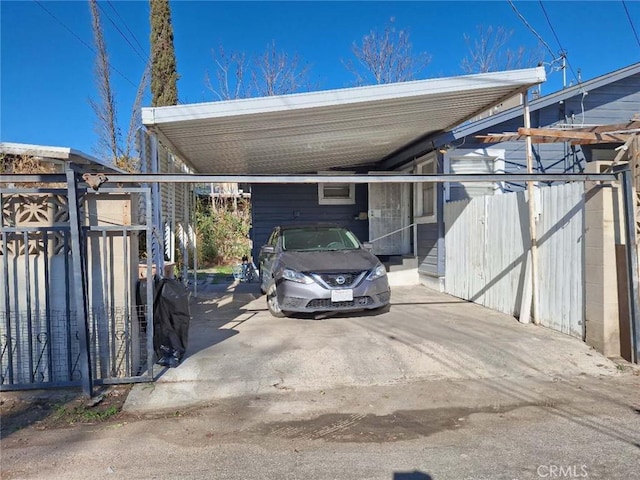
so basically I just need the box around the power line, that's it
[34,0,95,58]
[538,1,563,53]
[538,1,579,83]
[97,1,148,64]
[33,0,139,89]
[507,0,555,59]
[103,1,185,105]
[106,0,149,60]
[622,0,640,49]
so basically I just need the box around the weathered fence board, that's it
[444,183,584,337]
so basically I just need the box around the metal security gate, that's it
[83,186,155,385]
[0,172,155,394]
[368,182,411,255]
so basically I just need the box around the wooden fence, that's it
[444,183,585,338]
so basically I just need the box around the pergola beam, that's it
[477,121,640,145]
[518,127,633,143]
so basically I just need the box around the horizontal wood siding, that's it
[564,75,640,124]
[452,72,640,185]
[416,223,439,275]
[251,183,368,260]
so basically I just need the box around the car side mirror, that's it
[362,242,373,252]
[261,245,275,254]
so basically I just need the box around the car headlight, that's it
[367,263,387,280]
[282,268,314,284]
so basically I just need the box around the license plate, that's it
[331,289,353,302]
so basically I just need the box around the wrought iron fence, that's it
[0,177,155,393]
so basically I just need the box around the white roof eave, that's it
[432,62,640,146]
[140,67,546,174]
[142,67,546,125]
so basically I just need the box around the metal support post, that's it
[150,134,165,277]
[523,93,540,324]
[618,167,640,364]
[144,188,155,376]
[66,170,94,396]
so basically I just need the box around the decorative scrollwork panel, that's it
[1,194,73,256]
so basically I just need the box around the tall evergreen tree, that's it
[150,0,179,106]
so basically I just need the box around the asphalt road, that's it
[2,283,639,479]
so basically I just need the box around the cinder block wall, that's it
[584,163,624,358]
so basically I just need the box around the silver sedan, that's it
[258,224,391,317]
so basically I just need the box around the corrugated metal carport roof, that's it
[141,67,546,174]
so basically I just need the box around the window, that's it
[415,155,437,222]
[444,149,505,202]
[282,226,360,251]
[318,172,355,205]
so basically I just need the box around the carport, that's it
[4,67,638,399]
[129,66,637,366]
[138,68,553,265]
[139,68,549,174]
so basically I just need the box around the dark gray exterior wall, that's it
[250,183,369,261]
[418,175,445,277]
[417,223,439,274]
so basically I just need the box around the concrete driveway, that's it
[4,280,639,480]
[124,280,618,413]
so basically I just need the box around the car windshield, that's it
[281,227,361,252]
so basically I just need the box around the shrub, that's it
[195,197,251,266]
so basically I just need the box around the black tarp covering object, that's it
[137,276,191,368]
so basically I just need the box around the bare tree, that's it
[117,64,150,172]
[205,46,248,100]
[251,41,311,96]
[206,41,312,99]
[88,0,119,162]
[344,18,431,85]
[461,25,545,74]
[88,0,150,172]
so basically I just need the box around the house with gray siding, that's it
[251,183,369,261]
[249,63,639,284]
[377,62,640,288]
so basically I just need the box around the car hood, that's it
[278,249,379,273]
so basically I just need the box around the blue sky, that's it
[2,1,640,158]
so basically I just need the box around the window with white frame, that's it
[415,155,437,221]
[318,172,355,205]
[444,149,505,202]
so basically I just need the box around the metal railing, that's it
[1,174,155,395]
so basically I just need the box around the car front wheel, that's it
[266,281,286,318]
